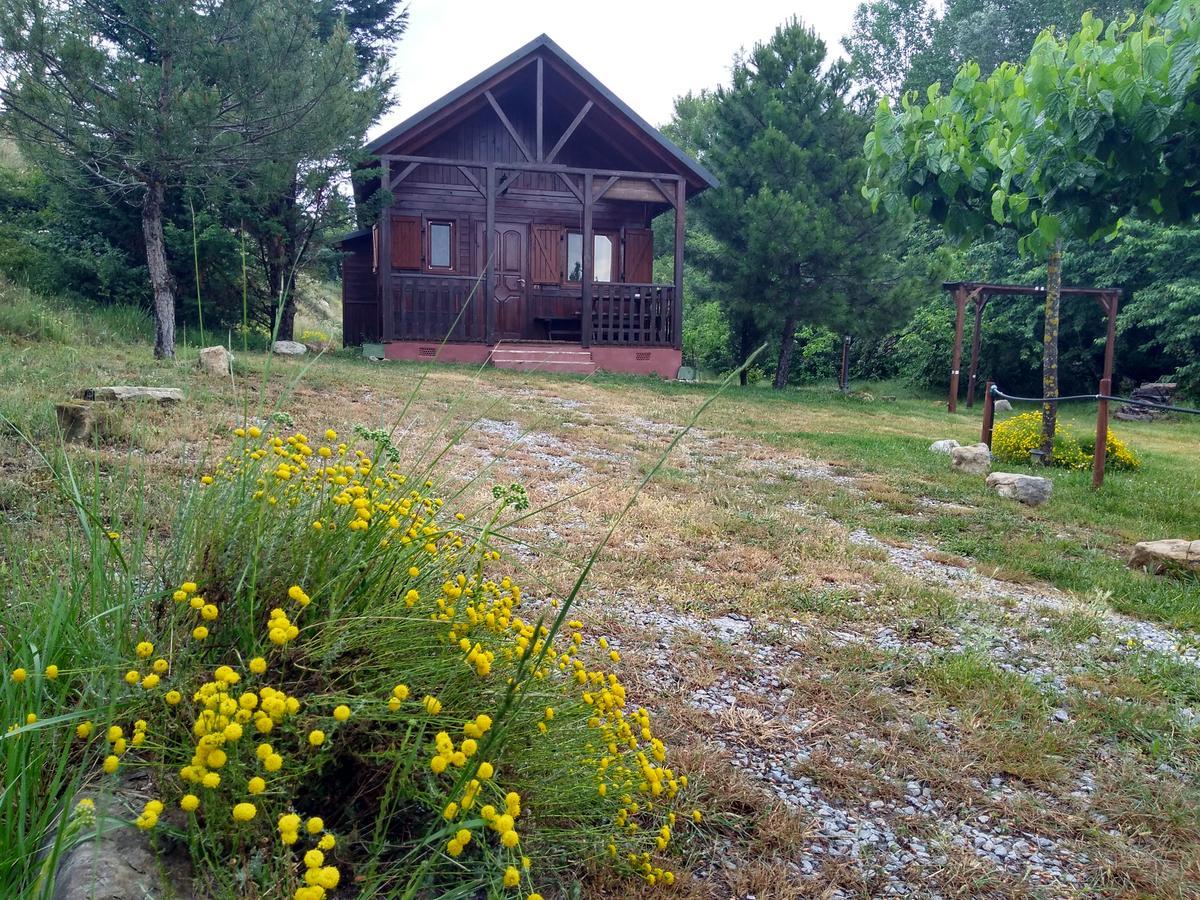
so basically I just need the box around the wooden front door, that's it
[477,222,527,340]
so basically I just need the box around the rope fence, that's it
[987,385,1200,417]
[979,379,1197,489]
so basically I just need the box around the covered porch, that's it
[372,153,688,354]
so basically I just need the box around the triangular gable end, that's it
[365,34,717,196]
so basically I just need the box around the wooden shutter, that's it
[624,228,654,283]
[391,215,421,270]
[531,224,562,283]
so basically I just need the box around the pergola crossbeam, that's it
[942,281,1122,413]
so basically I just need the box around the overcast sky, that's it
[369,1,860,137]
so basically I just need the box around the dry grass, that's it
[2,328,1199,897]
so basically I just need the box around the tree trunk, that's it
[142,180,176,359]
[773,312,798,389]
[1039,236,1063,462]
[278,298,297,343]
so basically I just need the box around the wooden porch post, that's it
[581,171,593,349]
[966,291,987,407]
[379,159,393,341]
[673,177,685,351]
[949,286,966,412]
[484,164,496,345]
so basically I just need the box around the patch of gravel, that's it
[578,594,1094,895]
[848,528,1199,669]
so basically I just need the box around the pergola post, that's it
[966,292,987,407]
[981,380,996,447]
[949,286,967,412]
[1092,290,1120,490]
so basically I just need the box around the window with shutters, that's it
[390,215,421,270]
[426,220,454,271]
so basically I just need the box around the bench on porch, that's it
[534,314,582,341]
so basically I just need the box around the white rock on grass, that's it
[272,340,308,355]
[987,472,1053,506]
[77,386,182,402]
[197,345,233,377]
[930,439,961,454]
[950,443,992,475]
[994,398,1013,412]
[1128,539,1200,575]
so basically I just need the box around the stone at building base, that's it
[986,472,1053,506]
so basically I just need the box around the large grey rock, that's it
[993,398,1013,412]
[197,345,232,377]
[77,386,182,403]
[986,472,1053,506]
[929,439,961,455]
[52,785,194,900]
[1128,539,1200,575]
[950,442,992,475]
[272,340,308,356]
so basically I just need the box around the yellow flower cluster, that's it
[992,411,1139,472]
[9,423,699,899]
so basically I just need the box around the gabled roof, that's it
[365,33,718,192]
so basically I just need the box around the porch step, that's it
[490,346,596,375]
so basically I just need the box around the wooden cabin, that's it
[338,34,717,377]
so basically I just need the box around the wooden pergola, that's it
[942,281,1122,413]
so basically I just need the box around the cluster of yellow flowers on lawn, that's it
[992,410,1140,471]
[5,424,699,897]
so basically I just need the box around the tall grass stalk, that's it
[189,200,206,347]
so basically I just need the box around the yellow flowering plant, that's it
[2,423,699,898]
[991,410,1140,472]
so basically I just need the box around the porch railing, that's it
[391,273,485,342]
[589,284,676,346]
[387,275,675,346]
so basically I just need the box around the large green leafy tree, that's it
[864,6,1197,456]
[0,1,363,358]
[698,19,908,389]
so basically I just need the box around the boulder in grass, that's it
[950,443,992,474]
[930,439,960,454]
[1128,539,1200,576]
[986,472,1052,506]
[272,340,308,356]
[197,345,233,377]
[994,398,1013,412]
[77,386,182,403]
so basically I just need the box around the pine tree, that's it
[697,18,907,388]
[0,1,363,357]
